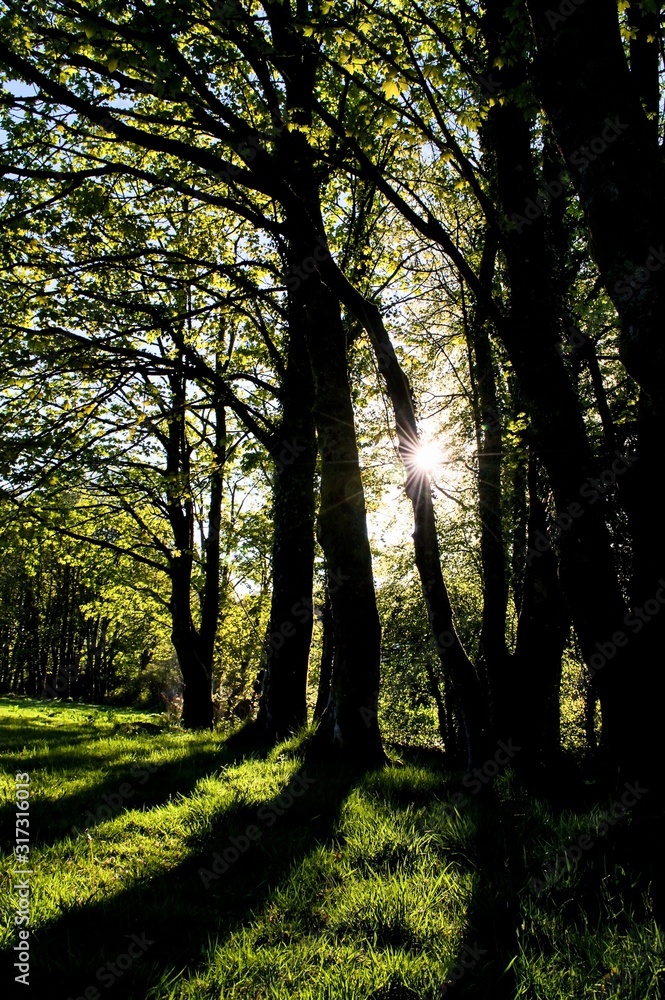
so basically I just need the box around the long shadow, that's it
[0,702,175,762]
[437,760,665,999]
[0,724,96,756]
[373,762,520,999]
[0,740,269,853]
[0,759,365,1000]
[516,754,665,927]
[451,790,523,1000]
[1,726,181,767]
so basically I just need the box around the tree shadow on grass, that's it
[1,759,367,1000]
[0,697,151,746]
[446,798,522,1000]
[0,738,270,853]
[0,722,96,757]
[433,767,665,999]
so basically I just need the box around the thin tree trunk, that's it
[197,390,225,682]
[165,356,214,730]
[463,237,511,724]
[314,577,334,722]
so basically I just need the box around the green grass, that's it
[0,697,663,999]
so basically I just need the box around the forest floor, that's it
[0,696,663,999]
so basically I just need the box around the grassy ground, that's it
[0,696,663,999]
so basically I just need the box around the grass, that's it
[0,696,663,999]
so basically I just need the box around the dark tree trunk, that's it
[321,261,490,767]
[302,272,384,764]
[314,578,334,722]
[480,7,641,775]
[165,354,225,731]
[463,236,511,723]
[197,390,225,676]
[511,455,568,761]
[257,3,385,766]
[425,658,453,753]
[257,292,317,740]
[171,554,213,730]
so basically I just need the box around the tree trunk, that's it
[264,2,384,765]
[302,271,384,764]
[256,294,317,740]
[196,391,225,682]
[171,553,213,730]
[321,260,490,767]
[179,656,214,729]
[314,577,334,721]
[165,356,217,730]
[463,236,511,724]
[511,454,568,761]
[477,4,655,775]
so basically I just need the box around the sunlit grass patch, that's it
[1,698,662,1000]
[514,890,664,998]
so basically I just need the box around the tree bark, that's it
[301,270,384,764]
[256,290,317,741]
[165,356,225,731]
[479,7,639,774]
[463,236,511,723]
[321,259,490,767]
[314,577,334,722]
[511,454,568,761]
[264,5,385,765]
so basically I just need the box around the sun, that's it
[411,441,443,473]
